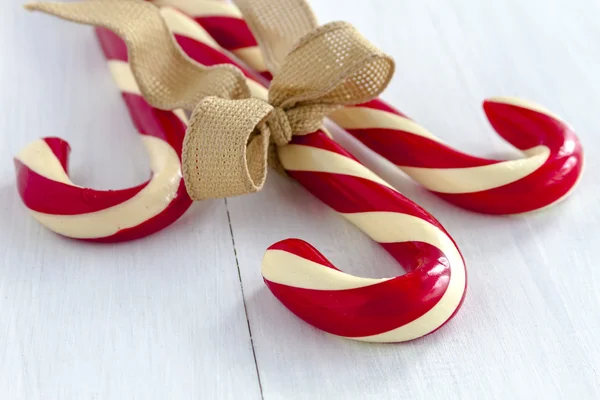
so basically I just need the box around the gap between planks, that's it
[224,198,265,400]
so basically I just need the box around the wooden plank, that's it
[227,0,600,398]
[0,5,261,399]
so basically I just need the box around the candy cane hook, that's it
[14,20,193,242]
[162,0,584,215]
[154,7,467,341]
[331,97,583,215]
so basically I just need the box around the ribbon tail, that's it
[25,0,250,109]
[182,97,274,200]
[234,0,318,73]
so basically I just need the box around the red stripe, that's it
[288,170,442,226]
[381,241,446,274]
[194,16,257,50]
[121,93,186,156]
[96,28,127,61]
[174,35,255,78]
[264,241,450,338]
[268,239,341,271]
[259,71,273,80]
[190,16,272,78]
[346,128,498,168]
[14,158,149,215]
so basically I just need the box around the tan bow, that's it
[26,0,395,200]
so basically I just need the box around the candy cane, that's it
[14,20,193,242]
[157,6,466,341]
[159,0,584,215]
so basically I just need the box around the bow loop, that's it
[234,0,318,73]
[183,97,273,200]
[265,108,293,146]
[269,22,395,110]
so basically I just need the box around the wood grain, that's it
[1,0,599,399]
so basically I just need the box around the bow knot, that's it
[266,107,293,147]
[26,0,395,201]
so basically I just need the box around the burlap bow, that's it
[26,0,395,200]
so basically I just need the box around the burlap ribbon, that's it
[26,0,395,200]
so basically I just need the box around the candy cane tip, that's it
[15,136,72,175]
[41,137,71,167]
[482,97,580,153]
[266,238,311,252]
[484,96,554,114]
[264,238,340,272]
[483,96,569,128]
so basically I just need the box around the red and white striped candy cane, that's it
[14,14,193,242]
[159,7,467,342]
[159,0,584,215]
[24,3,466,342]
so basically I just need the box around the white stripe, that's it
[262,250,390,290]
[160,7,220,50]
[232,46,267,72]
[16,140,72,185]
[278,144,396,191]
[330,107,445,143]
[108,61,188,124]
[28,136,182,239]
[247,79,268,100]
[340,212,465,342]
[108,61,140,95]
[399,145,550,193]
[152,0,243,18]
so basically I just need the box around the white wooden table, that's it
[1,0,599,399]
